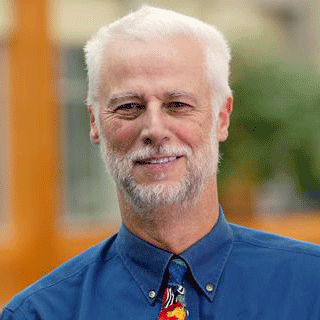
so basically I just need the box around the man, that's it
[1,5,320,320]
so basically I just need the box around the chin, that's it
[121,173,204,210]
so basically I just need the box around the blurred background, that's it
[0,0,319,306]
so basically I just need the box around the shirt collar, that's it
[181,207,234,301]
[115,224,173,305]
[115,207,233,305]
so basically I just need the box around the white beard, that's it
[99,136,219,211]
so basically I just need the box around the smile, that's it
[135,156,183,165]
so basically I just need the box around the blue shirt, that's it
[2,208,320,319]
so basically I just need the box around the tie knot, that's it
[168,257,187,286]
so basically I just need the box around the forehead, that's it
[102,35,208,96]
[107,34,204,65]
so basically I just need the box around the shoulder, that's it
[226,223,320,295]
[1,233,118,319]
[228,223,320,276]
[230,222,320,257]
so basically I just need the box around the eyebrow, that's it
[107,92,144,109]
[165,90,198,104]
[107,90,198,108]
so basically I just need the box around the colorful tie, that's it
[158,257,188,320]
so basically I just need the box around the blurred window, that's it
[59,46,120,224]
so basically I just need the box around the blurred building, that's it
[1,0,319,222]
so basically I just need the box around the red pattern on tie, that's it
[157,258,188,320]
[158,290,186,320]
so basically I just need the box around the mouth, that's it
[134,155,183,165]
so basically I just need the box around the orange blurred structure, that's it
[0,0,116,306]
[1,0,320,308]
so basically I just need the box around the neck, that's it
[118,178,220,254]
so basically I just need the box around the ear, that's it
[88,106,100,144]
[217,96,233,142]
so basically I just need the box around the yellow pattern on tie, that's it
[167,306,186,319]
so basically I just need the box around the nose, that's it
[139,101,170,146]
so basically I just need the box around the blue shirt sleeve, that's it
[0,308,25,320]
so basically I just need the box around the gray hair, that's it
[84,5,232,118]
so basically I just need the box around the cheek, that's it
[109,119,122,132]
[173,120,212,148]
[105,120,139,153]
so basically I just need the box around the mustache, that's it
[125,145,192,162]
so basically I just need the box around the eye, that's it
[166,101,192,112]
[114,103,144,118]
[115,103,143,111]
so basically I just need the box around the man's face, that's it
[90,35,226,208]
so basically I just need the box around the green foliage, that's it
[219,51,320,207]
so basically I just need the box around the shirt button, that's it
[206,283,214,292]
[149,290,156,299]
